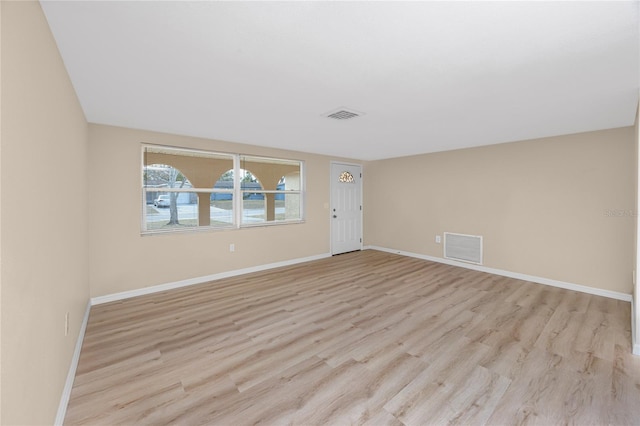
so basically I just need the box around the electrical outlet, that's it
[435,235,442,244]
[230,243,235,252]
[65,312,70,336]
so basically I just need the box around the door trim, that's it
[330,161,363,255]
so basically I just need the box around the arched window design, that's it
[239,169,264,198]
[239,155,302,224]
[142,145,303,233]
[277,172,301,220]
[144,163,193,203]
[207,169,236,225]
[143,146,235,231]
[212,169,235,201]
[339,171,355,183]
[214,168,267,223]
[143,163,198,229]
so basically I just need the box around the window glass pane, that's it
[242,197,266,224]
[241,192,301,224]
[145,146,233,169]
[214,171,235,190]
[239,169,262,190]
[144,163,192,204]
[143,146,236,233]
[142,146,303,233]
[211,194,234,225]
[143,146,234,191]
[145,192,199,230]
[145,191,235,231]
[239,155,303,225]
[280,193,301,221]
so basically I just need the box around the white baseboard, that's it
[632,298,640,356]
[91,253,332,305]
[365,245,632,302]
[55,300,91,426]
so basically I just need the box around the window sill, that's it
[141,219,305,236]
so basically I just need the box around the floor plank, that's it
[64,250,640,425]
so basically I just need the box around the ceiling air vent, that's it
[323,108,363,120]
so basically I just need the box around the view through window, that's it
[142,146,304,233]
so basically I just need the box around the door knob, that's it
[333,215,337,218]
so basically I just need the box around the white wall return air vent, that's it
[444,232,483,265]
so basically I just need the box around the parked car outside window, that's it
[154,195,170,208]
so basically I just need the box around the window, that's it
[239,155,303,225]
[339,171,355,183]
[142,145,304,234]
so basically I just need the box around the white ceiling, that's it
[41,1,639,161]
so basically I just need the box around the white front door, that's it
[331,162,362,255]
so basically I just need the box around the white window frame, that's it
[238,154,305,228]
[141,144,305,235]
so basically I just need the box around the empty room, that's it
[2,1,640,425]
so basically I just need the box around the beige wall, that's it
[634,99,639,351]
[365,127,635,294]
[1,2,4,421]
[89,124,354,298]
[1,4,637,423]
[1,2,89,424]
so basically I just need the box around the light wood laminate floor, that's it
[65,250,640,425]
